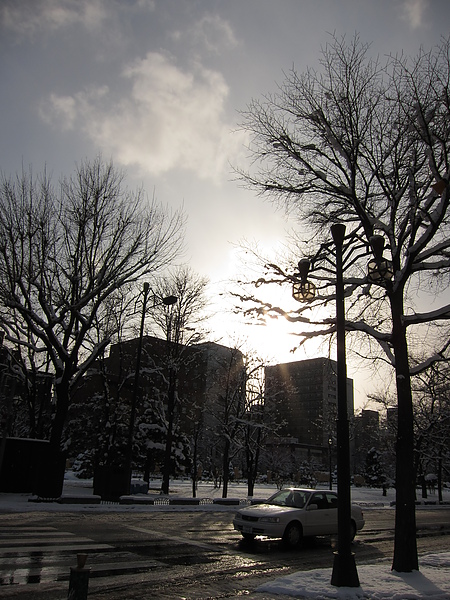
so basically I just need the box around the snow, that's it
[1,473,450,599]
[257,558,450,599]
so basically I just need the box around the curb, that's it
[27,494,254,506]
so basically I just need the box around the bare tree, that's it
[67,284,138,472]
[0,157,185,452]
[412,363,450,502]
[203,342,247,498]
[236,34,450,572]
[241,357,282,497]
[149,266,210,495]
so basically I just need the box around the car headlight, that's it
[259,516,280,523]
[234,512,242,519]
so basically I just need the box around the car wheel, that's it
[282,522,302,548]
[242,533,256,542]
[350,520,357,542]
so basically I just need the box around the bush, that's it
[72,450,95,479]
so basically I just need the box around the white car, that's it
[233,488,364,547]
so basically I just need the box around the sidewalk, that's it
[2,472,449,513]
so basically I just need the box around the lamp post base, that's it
[330,551,360,587]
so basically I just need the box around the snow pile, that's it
[257,554,450,599]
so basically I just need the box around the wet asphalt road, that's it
[1,507,449,599]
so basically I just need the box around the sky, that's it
[1,0,450,409]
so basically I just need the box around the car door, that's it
[303,492,332,536]
[323,491,338,534]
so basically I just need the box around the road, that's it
[1,506,449,599]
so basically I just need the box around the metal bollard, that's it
[68,554,90,600]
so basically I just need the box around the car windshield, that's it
[266,489,311,508]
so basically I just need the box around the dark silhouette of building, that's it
[386,406,398,433]
[70,336,245,474]
[353,409,380,474]
[265,357,354,468]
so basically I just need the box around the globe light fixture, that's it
[292,258,316,302]
[368,235,393,284]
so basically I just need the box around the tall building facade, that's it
[353,409,380,473]
[265,357,354,464]
[70,336,245,473]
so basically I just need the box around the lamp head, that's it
[162,295,178,306]
[292,259,316,302]
[369,235,385,260]
[368,235,393,284]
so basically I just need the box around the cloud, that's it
[41,94,78,131]
[39,52,245,181]
[39,86,109,131]
[0,0,109,37]
[170,14,239,54]
[136,0,156,10]
[399,0,429,29]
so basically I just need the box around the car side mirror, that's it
[306,504,318,511]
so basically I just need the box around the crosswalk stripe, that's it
[0,536,104,545]
[0,525,160,587]
[0,543,113,553]
[0,527,58,531]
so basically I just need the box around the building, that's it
[264,357,354,469]
[353,409,380,474]
[70,336,245,474]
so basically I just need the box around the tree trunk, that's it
[143,449,151,483]
[161,419,173,494]
[49,374,71,451]
[161,373,176,495]
[222,439,230,498]
[246,451,254,496]
[438,452,443,503]
[390,290,418,572]
[191,436,198,498]
[161,413,174,495]
[421,473,427,499]
[246,440,260,497]
[191,473,197,498]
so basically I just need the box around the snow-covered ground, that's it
[257,557,450,600]
[1,473,450,599]
[3,471,426,512]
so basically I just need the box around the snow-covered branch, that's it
[403,304,450,325]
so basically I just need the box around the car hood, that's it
[238,503,300,517]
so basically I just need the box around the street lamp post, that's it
[292,224,359,587]
[328,436,333,491]
[124,283,177,495]
[329,223,359,588]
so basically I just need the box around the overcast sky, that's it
[1,0,449,407]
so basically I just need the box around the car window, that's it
[267,490,291,506]
[325,492,338,508]
[309,492,328,510]
[292,492,306,508]
[267,489,310,508]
